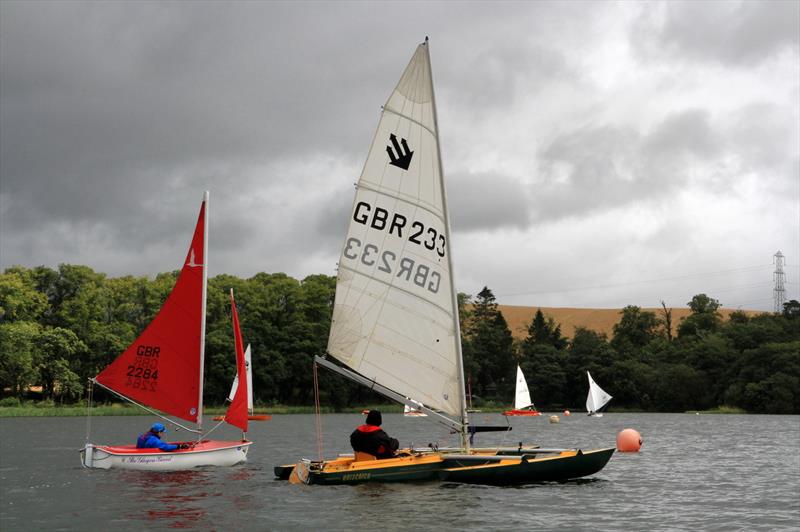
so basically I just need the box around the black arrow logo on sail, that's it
[386,134,413,170]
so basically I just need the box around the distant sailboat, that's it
[503,365,541,416]
[214,291,272,422]
[586,371,612,417]
[404,398,428,417]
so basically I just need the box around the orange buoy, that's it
[617,428,643,452]
[563,410,571,416]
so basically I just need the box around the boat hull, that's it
[276,447,614,486]
[212,414,271,421]
[438,448,615,485]
[502,409,542,416]
[81,440,251,470]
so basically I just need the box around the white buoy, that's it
[549,415,560,424]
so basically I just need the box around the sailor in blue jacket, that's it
[136,422,187,451]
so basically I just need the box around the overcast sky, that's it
[1,1,798,311]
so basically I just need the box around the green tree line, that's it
[1,265,798,413]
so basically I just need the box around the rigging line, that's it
[313,361,324,461]
[91,379,202,434]
[85,378,94,443]
[202,417,227,438]
[497,264,775,298]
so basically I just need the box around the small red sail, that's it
[96,198,206,423]
[225,289,249,432]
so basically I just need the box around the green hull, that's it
[438,448,615,485]
[275,448,615,486]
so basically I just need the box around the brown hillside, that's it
[497,305,762,340]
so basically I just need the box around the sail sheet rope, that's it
[313,361,324,461]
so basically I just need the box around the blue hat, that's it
[151,422,166,433]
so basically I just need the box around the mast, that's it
[197,190,209,432]
[424,38,470,450]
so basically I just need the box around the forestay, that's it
[327,42,462,417]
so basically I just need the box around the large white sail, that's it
[514,365,534,410]
[327,41,462,417]
[586,371,612,415]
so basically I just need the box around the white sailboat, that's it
[503,365,541,416]
[586,371,613,417]
[276,39,614,485]
[404,398,428,417]
[215,343,272,421]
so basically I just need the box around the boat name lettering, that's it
[124,455,173,464]
[353,201,445,258]
[342,472,371,481]
[343,237,441,294]
[136,345,160,357]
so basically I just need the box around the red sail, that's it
[225,290,249,432]
[96,199,206,423]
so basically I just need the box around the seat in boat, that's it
[354,451,377,461]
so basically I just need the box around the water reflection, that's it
[110,470,216,529]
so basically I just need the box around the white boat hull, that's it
[81,440,251,471]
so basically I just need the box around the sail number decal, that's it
[353,202,445,257]
[346,201,445,294]
[125,345,159,392]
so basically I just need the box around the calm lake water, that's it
[1,412,798,531]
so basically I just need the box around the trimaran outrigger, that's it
[275,39,614,485]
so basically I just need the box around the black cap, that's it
[366,410,382,426]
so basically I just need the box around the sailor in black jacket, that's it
[350,410,399,459]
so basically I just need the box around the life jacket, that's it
[356,424,382,433]
[136,431,158,448]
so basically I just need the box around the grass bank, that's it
[0,402,409,418]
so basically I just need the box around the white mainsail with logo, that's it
[327,41,464,418]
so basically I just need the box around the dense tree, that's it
[462,287,515,401]
[678,294,722,338]
[611,306,660,356]
[0,321,40,396]
[520,309,568,406]
[0,270,49,322]
[2,266,798,415]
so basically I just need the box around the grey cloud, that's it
[632,1,799,66]
[448,172,531,232]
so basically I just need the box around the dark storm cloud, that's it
[633,1,800,65]
[1,1,797,312]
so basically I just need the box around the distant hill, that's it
[497,305,763,340]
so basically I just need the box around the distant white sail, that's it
[228,344,254,413]
[586,371,612,416]
[404,398,428,417]
[514,365,534,410]
[326,42,462,416]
